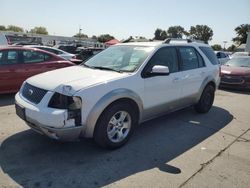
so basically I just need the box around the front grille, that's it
[221,76,244,84]
[21,83,48,104]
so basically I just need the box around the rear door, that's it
[177,46,206,103]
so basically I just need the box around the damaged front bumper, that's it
[15,91,84,141]
[26,121,84,141]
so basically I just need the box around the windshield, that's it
[83,45,154,72]
[225,58,250,67]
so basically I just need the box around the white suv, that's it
[15,39,220,149]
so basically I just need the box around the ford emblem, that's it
[28,89,33,96]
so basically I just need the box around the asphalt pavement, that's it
[0,90,249,188]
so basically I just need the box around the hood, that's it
[221,65,250,76]
[26,66,130,94]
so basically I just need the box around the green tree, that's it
[211,44,222,51]
[154,28,163,40]
[91,35,97,39]
[183,30,190,38]
[97,34,114,43]
[227,44,236,52]
[0,25,6,31]
[160,30,168,40]
[30,27,48,35]
[167,26,185,38]
[154,28,168,40]
[232,24,250,45]
[73,33,88,38]
[7,25,24,32]
[189,25,213,43]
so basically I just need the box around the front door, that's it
[142,47,183,119]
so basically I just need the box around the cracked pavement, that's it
[0,89,250,188]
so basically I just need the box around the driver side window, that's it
[146,47,179,73]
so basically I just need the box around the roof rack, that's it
[163,38,206,44]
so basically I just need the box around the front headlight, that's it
[68,96,82,110]
[48,93,82,126]
[48,93,81,110]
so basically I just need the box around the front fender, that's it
[83,89,143,138]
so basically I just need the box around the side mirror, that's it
[151,65,170,75]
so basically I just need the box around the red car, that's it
[0,46,75,94]
[220,56,250,90]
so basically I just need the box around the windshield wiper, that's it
[90,66,123,73]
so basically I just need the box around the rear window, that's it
[23,50,51,63]
[199,47,219,65]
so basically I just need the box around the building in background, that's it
[0,31,105,48]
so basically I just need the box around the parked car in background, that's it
[13,42,43,46]
[0,46,75,94]
[231,52,250,58]
[214,51,230,65]
[26,45,76,60]
[55,45,78,54]
[26,45,82,64]
[75,47,104,62]
[220,56,250,90]
[15,39,220,149]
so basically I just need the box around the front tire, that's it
[195,85,215,113]
[94,102,137,149]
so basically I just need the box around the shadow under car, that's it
[0,106,233,187]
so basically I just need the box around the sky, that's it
[1,0,250,47]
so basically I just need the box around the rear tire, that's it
[195,85,215,113]
[94,102,137,149]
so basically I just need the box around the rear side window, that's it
[200,47,219,65]
[23,50,51,63]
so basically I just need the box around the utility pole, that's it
[223,41,227,50]
[79,25,82,40]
